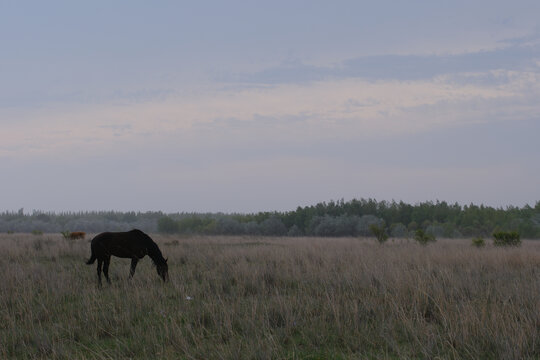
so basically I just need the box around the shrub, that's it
[471,237,485,248]
[492,231,521,247]
[61,230,71,239]
[370,224,388,244]
[414,229,435,245]
[31,230,43,236]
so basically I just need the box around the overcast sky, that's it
[2,1,540,213]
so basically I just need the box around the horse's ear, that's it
[166,258,168,263]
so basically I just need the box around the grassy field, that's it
[0,234,539,359]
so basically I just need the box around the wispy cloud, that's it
[224,38,540,84]
[3,62,539,161]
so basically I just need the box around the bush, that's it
[471,237,485,248]
[370,224,388,244]
[414,229,435,245]
[492,231,521,247]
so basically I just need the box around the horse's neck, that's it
[146,241,164,263]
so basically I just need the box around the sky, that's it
[1,1,540,213]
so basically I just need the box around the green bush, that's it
[492,231,521,247]
[414,229,435,245]
[471,237,485,248]
[61,230,71,239]
[369,224,389,244]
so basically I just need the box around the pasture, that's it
[0,234,538,359]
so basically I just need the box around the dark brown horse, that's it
[86,229,168,286]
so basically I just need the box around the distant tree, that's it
[157,216,179,234]
[287,225,303,237]
[243,221,261,235]
[426,223,445,238]
[389,223,408,238]
[308,215,335,236]
[214,217,244,235]
[260,216,287,236]
[309,215,359,237]
[177,216,214,234]
[122,212,138,223]
[356,215,384,236]
[407,221,418,232]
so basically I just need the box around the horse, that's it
[86,229,168,286]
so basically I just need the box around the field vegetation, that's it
[0,233,539,359]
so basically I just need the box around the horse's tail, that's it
[86,252,96,265]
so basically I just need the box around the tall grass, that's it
[0,234,538,359]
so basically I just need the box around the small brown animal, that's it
[69,231,86,240]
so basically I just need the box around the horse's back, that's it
[91,230,149,259]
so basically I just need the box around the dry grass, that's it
[0,234,539,359]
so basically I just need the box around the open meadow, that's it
[0,233,539,359]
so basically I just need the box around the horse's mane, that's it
[132,229,166,265]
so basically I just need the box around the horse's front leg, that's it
[129,258,139,278]
[103,256,111,284]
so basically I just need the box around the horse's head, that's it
[157,258,169,282]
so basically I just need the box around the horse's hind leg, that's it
[129,258,139,278]
[97,259,103,287]
[103,256,111,284]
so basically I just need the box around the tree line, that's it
[157,199,540,238]
[2,199,540,238]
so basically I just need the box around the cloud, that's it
[3,65,539,162]
[225,39,540,84]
